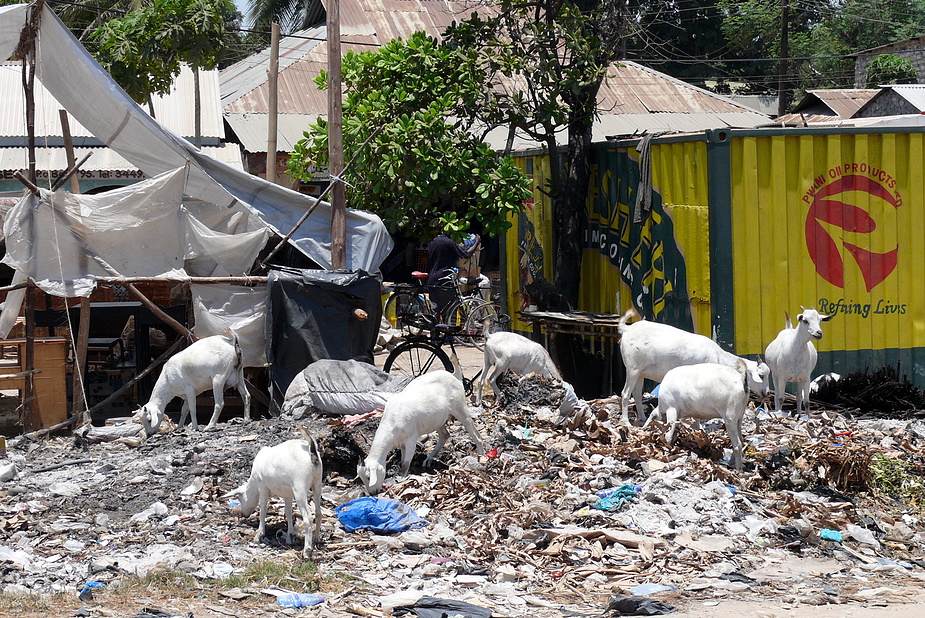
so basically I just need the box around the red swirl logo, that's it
[805,174,899,292]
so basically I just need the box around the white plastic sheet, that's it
[1,168,190,297]
[26,5,392,272]
[191,284,267,368]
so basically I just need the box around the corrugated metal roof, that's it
[0,62,224,142]
[0,144,243,172]
[807,89,878,117]
[221,0,768,151]
[883,84,925,110]
[224,113,320,151]
[782,89,879,122]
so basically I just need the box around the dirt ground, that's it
[0,343,923,618]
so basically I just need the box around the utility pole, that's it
[328,0,346,270]
[266,22,280,184]
[777,0,790,118]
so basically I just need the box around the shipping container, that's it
[507,125,925,391]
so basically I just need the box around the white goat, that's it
[476,331,561,406]
[135,332,250,434]
[222,426,322,558]
[764,307,832,415]
[358,370,485,494]
[644,361,749,471]
[618,308,770,426]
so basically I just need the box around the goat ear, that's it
[821,313,833,322]
[797,313,804,323]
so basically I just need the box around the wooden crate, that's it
[0,338,69,431]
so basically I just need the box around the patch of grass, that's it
[0,590,73,616]
[222,558,324,593]
[871,454,925,512]
[103,568,203,605]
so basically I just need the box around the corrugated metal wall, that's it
[505,126,925,390]
[506,155,555,333]
[509,141,710,335]
[730,130,925,384]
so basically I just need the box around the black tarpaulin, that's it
[266,268,383,400]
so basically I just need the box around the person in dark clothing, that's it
[427,233,479,319]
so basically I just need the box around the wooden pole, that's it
[328,0,346,269]
[59,110,81,194]
[259,125,383,270]
[777,0,789,118]
[123,282,194,341]
[59,109,91,424]
[266,22,280,184]
[23,283,35,432]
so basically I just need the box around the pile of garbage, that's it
[0,373,924,616]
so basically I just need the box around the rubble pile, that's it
[0,375,924,616]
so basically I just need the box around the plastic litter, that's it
[847,523,880,548]
[336,497,428,534]
[821,528,843,542]
[629,582,677,595]
[277,593,324,607]
[606,595,675,615]
[392,596,492,618]
[593,484,641,512]
[78,580,105,601]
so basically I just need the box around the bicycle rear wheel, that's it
[463,302,508,350]
[383,340,453,379]
[383,290,430,335]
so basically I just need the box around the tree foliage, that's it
[865,53,918,87]
[286,32,532,242]
[444,0,628,304]
[90,0,236,102]
[718,0,925,96]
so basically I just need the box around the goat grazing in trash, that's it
[222,426,323,558]
[358,370,485,494]
[617,307,770,426]
[476,331,561,406]
[135,331,250,434]
[764,307,832,416]
[644,361,749,471]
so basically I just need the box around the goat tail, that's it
[297,426,323,468]
[618,306,641,333]
[222,328,244,371]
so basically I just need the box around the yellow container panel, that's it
[731,132,925,359]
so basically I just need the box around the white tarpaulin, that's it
[0,168,272,357]
[0,3,392,273]
[191,284,267,368]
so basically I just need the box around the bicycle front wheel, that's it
[463,302,507,350]
[383,340,453,379]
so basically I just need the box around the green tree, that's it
[445,0,628,306]
[286,32,532,242]
[91,0,236,145]
[718,0,925,96]
[866,53,918,86]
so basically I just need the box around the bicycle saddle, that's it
[433,323,463,336]
[411,271,428,280]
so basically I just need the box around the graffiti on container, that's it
[584,154,693,332]
[803,166,901,292]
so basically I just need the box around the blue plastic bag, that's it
[335,497,428,534]
[593,484,641,512]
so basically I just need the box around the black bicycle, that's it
[383,269,506,349]
[383,312,511,394]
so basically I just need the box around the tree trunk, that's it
[553,101,596,309]
[194,65,202,149]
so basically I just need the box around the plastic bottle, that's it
[277,593,324,607]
